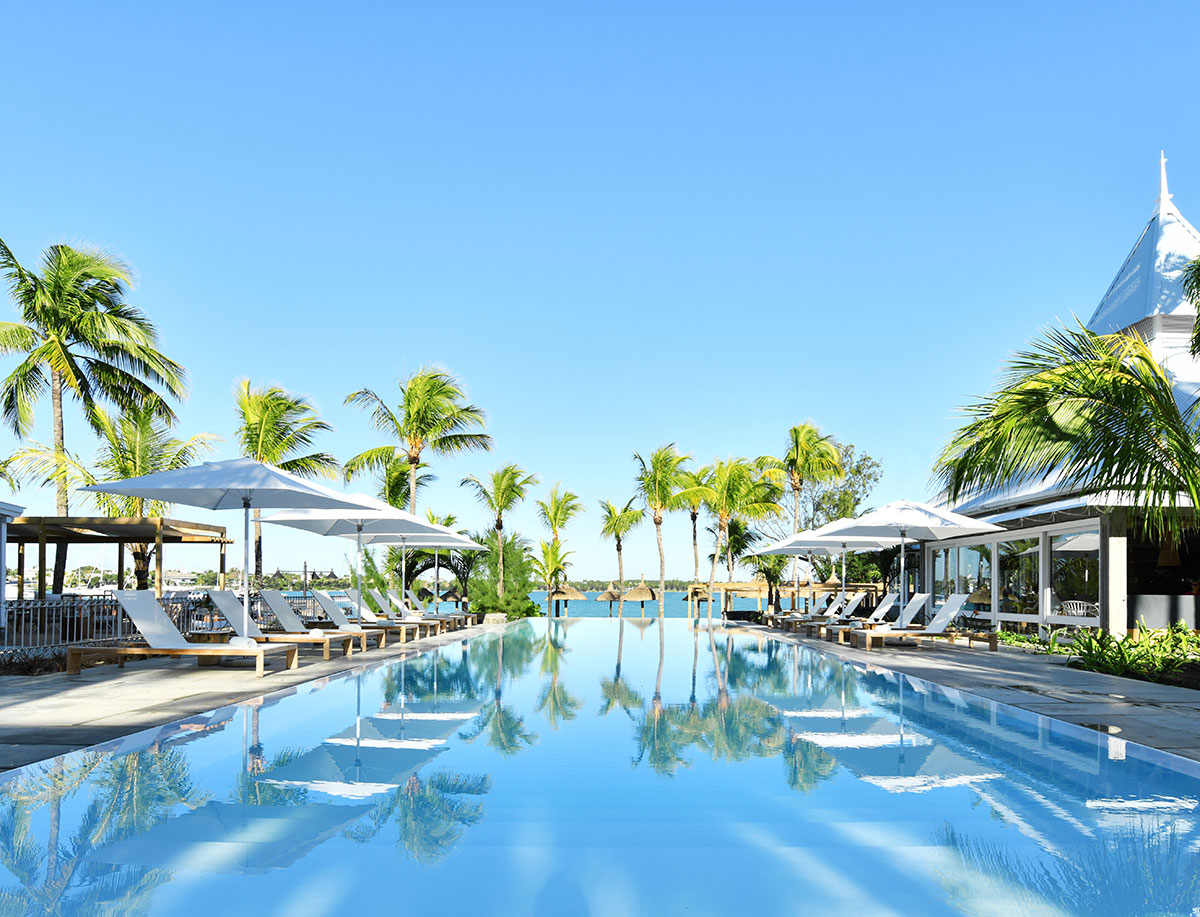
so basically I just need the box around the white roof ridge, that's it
[1085,153,1200,335]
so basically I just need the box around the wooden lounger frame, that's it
[848,628,999,652]
[67,642,299,677]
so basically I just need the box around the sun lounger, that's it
[311,591,396,646]
[260,590,378,655]
[378,591,445,637]
[784,594,854,633]
[209,590,356,661]
[341,588,426,642]
[800,593,870,636]
[823,593,899,643]
[769,596,839,633]
[849,594,996,651]
[67,590,299,677]
[401,589,469,631]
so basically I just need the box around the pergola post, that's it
[116,543,125,591]
[154,519,164,598]
[37,524,46,600]
[218,542,226,591]
[16,543,24,600]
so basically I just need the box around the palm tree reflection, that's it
[460,623,540,756]
[0,748,206,912]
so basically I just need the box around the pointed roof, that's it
[1086,152,1200,335]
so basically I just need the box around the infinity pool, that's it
[2,619,1198,915]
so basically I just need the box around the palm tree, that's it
[460,463,538,598]
[380,459,435,509]
[675,467,712,585]
[536,484,584,542]
[9,404,215,589]
[771,424,844,608]
[634,444,695,616]
[934,324,1200,545]
[345,367,492,513]
[696,457,783,621]
[530,539,571,618]
[0,240,186,592]
[1185,257,1200,355]
[598,497,642,617]
[233,380,339,585]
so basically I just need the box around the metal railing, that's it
[0,593,221,654]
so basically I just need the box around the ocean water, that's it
[2,619,1198,915]
[528,588,795,618]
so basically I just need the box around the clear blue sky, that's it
[2,2,1199,580]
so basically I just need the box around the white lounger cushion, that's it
[208,590,265,638]
[898,593,933,628]
[865,594,899,623]
[113,591,193,649]
[260,590,309,633]
[313,591,365,631]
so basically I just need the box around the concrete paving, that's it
[762,625,1200,763]
[0,623,504,773]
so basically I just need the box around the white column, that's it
[0,516,7,629]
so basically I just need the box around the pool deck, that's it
[0,622,505,774]
[4,619,1200,773]
[762,625,1200,763]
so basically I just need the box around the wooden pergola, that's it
[5,517,231,600]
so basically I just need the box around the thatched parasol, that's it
[440,586,462,605]
[548,582,587,616]
[595,582,621,617]
[621,577,657,617]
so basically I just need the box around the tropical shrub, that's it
[1067,622,1199,682]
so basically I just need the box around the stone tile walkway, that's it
[0,623,504,773]
[763,626,1200,763]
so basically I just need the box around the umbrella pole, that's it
[356,526,363,623]
[841,546,847,604]
[898,528,907,611]
[435,549,439,612]
[242,499,251,636]
[400,538,407,607]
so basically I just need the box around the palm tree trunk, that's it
[495,518,505,599]
[253,508,263,588]
[691,511,699,583]
[706,521,723,622]
[727,535,734,583]
[655,512,666,617]
[408,456,419,513]
[616,539,625,618]
[791,484,801,610]
[132,545,151,590]
[50,369,68,594]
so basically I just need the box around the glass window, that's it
[998,538,1040,618]
[958,545,992,618]
[932,547,956,607]
[1050,529,1100,617]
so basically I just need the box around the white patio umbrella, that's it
[342,530,485,613]
[262,494,460,620]
[815,501,1003,607]
[757,529,898,603]
[80,457,368,636]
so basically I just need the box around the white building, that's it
[934,155,1200,635]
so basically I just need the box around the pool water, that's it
[2,619,1198,915]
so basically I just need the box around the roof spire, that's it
[1157,150,1173,213]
